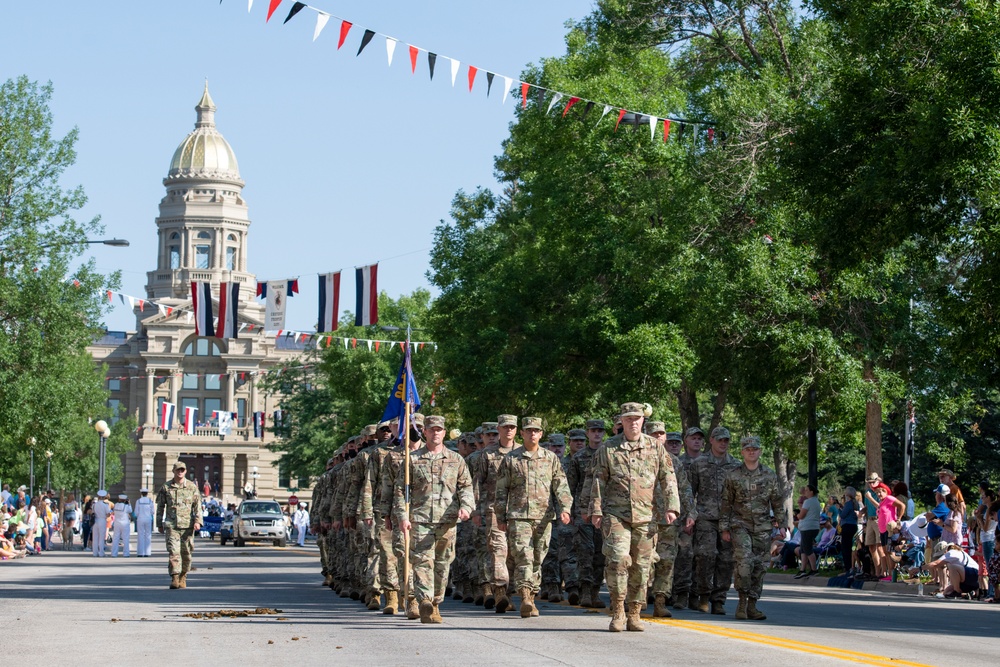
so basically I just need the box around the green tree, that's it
[0,76,126,492]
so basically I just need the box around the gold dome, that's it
[167,83,241,182]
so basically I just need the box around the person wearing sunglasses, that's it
[155,461,202,589]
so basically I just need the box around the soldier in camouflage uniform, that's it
[155,460,202,589]
[644,424,696,618]
[690,426,740,615]
[476,414,519,612]
[466,423,494,605]
[329,438,359,597]
[720,436,787,621]
[496,418,573,618]
[394,415,474,624]
[311,457,337,586]
[571,419,607,608]
[381,415,423,618]
[674,426,704,610]
[540,434,573,602]
[451,432,477,602]
[590,403,680,632]
[346,425,381,609]
[361,420,401,613]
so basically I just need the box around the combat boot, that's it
[647,589,655,604]
[538,584,551,601]
[746,598,767,621]
[169,575,180,589]
[463,584,475,604]
[350,588,361,601]
[178,573,187,589]
[519,588,534,618]
[339,586,351,598]
[474,584,486,606]
[674,593,688,610]
[626,601,645,632]
[566,586,580,605]
[549,586,563,603]
[711,600,726,615]
[653,593,672,618]
[445,585,454,598]
[608,596,626,632]
[735,593,748,620]
[591,584,606,608]
[431,601,444,623]
[383,591,399,615]
[495,587,510,614]
[578,586,593,608]
[322,574,333,587]
[484,584,497,610]
[367,590,382,611]
[406,596,420,620]
[452,582,464,600]
[697,594,710,613]
[530,593,540,617]
[418,601,436,624]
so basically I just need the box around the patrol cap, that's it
[711,426,731,440]
[621,403,646,417]
[498,414,518,427]
[363,424,377,437]
[585,419,606,430]
[425,415,446,430]
[549,433,566,446]
[140,487,149,493]
[412,413,425,427]
[645,421,666,434]
[481,421,499,434]
[474,426,484,436]
[172,460,186,470]
[377,420,392,430]
[684,426,704,437]
[568,428,586,440]
[666,432,683,442]
[740,436,761,449]
[521,416,543,431]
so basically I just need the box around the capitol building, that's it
[89,85,312,504]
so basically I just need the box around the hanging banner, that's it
[261,280,293,330]
[183,407,198,435]
[217,282,240,339]
[355,264,378,326]
[318,271,341,333]
[160,402,176,430]
[191,281,215,337]
[216,410,234,436]
[253,411,266,438]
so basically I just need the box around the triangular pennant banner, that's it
[708,127,715,144]
[357,29,375,56]
[562,96,581,117]
[337,19,352,48]
[366,340,372,351]
[107,290,113,303]
[650,116,657,141]
[467,65,478,92]
[282,2,305,24]
[502,76,513,105]
[386,38,397,66]
[486,71,495,96]
[408,45,419,73]
[266,0,282,23]
[450,58,460,87]
[351,338,357,349]
[374,340,381,352]
[615,109,627,132]
[599,104,612,125]
[313,12,330,42]
[521,82,530,108]
[663,119,671,142]
[343,338,349,349]
[546,92,564,114]
[581,101,594,121]
[428,52,437,80]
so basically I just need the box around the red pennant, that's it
[374,341,381,352]
[708,128,715,144]
[137,299,145,311]
[663,119,671,142]
[399,341,405,351]
[467,65,478,92]
[419,342,425,350]
[277,329,283,338]
[240,373,246,381]
[72,279,80,288]
[351,338,357,349]
[326,336,332,347]
[166,307,173,316]
[248,323,254,331]
[409,45,419,73]
[562,96,581,117]
[266,0,283,23]
[107,290,113,303]
[338,20,352,50]
[521,82,530,108]
[615,109,627,132]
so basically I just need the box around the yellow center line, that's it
[647,617,935,667]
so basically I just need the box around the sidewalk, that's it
[766,572,932,596]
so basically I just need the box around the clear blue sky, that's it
[1,0,594,332]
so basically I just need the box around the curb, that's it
[765,572,935,596]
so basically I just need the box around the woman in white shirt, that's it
[929,542,978,598]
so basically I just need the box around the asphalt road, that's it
[6,534,998,666]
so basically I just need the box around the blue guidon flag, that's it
[381,341,421,427]
[190,281,215,337]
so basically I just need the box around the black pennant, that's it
[428,53,437,80]
[486,72,495,96]
[536,87,546,109]
[283,2,306,24]
[357,29,375,56]
[581,101,594,121]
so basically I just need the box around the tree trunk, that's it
[773,444,797,530]
[709,378,731,433]
[677,379,700,432]
[864,361,883,477]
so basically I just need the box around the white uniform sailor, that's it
[91,491,111,557]
[111,494,132,557]
[135,488,155,556]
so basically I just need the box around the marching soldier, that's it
[155,461,202,589]
[476,414,519,612]
[467,424,494,605]
[674,426,704,610]
[381,415,424,618]
[572,419,608,608]
[361,421,400,613]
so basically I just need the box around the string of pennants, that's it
[231,1,718,144]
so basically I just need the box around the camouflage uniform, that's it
[393,442,474,607]
[672,444,700,607]
[465,426,490,602]
[690,440,740,606]
[155,471,201,582]
[310,462,335,581]
[650,449,696,598]
[720,437,785,619]
[495,439,572,604]
[380,437,421,601]
[327,456,352,593]
[345,436,378,602]
[570,430,606,604]
[589,430,680,604]
[541,446,577,599]
[476,416,517,598]
[362,440,398,595]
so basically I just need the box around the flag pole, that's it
[402,323,413,604]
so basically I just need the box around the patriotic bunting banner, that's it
[191,281,215,337]
[216,410,234,436]
[183,407,198,435]
[217,281,240,339]
[160,402,176,430]
[355,263,378,326]
[259,279,298,330]
[318,271,341,333]
[253,411,266,438]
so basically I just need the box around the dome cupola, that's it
[167,83,241,183]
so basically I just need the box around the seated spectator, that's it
[776,521,801,570]
[1,519,27,560]
[816,515,838,552]
[929,542,978,599]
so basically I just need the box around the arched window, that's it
[197,231,211,239]
[227,234,237,242]
[169,232,180,240]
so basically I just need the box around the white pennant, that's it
[450,58,460,87]
[501,76,513,105]
[547,92,564,115]
[599,105,612,124]
[186,311,193,323]
[248,0,253,13]
[650,116,657,142]
[313,13,330,42]
[239,323,247,332]
[126,295,135,310]
[386,38,397,66]
[158,304,166,317]
[366,339,373,351]
[343,338,349,349]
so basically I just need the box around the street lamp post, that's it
[45,450,53,492]
[251,466,259,496]
[26,437,35,496]
[145,464,153,491]
[94,420,111,490]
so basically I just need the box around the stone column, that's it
[170,371,179,406]
[222,453,237,501]
[141,453,156,493]
[145,369,155,427]
[226,371,235,412]
[249,373,258,415]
